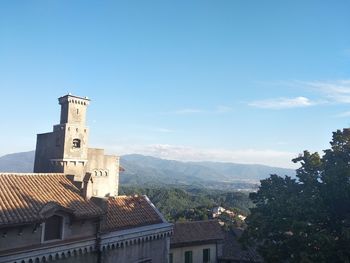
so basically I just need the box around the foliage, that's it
[242,129,350,262]
[119,185,253,222]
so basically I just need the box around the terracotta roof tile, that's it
[0,173,103,227]
[102,195,163,232]
[171,220,224,247]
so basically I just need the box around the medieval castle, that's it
[0,94,173,263]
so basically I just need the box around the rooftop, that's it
[0,173,103,227]
[102,195,164,232]
[170,220,224,248]
[0,173,166,232]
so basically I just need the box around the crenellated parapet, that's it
[58,94,90,106]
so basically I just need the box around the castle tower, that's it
[34,94,120,198]
[34,95,90,181]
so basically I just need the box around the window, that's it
[72,138,81,148]
[203,248,210,263]
[184,251,193,263]
[169,253,173,263]
[44,215,63,241]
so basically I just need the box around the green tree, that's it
[242,129,350,263]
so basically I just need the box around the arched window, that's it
[72,139,81,148]
[44,215,63,241]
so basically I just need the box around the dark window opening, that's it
[76,108,79,115]
[73,139,81,148]
[203,248,210,263]
[44,215,63,241]
[185,251,193,263]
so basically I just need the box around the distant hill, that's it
[0,151,35,172]
[0,152,295,190]
[120,154,295,189]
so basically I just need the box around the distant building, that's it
[237,215,246,221]
[0,94,173,263]
[170,220,224,263]
[212,206,226,218]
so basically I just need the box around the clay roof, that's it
[0,173,103,227]
[170,220,224,248]
[101,195,164,232]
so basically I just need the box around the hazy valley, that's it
[0,151,295,191]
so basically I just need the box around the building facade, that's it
[170,221,224,263]
[0,94,173,263]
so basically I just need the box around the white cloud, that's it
[303,80,350,103]
[249,79,350,108]
[249,96,315,109]
[108,144,298,169]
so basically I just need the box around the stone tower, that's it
[34,94,120,198]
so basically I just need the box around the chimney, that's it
[82,173,93,199]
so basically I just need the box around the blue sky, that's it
[1,1,350,168]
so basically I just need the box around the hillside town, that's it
[0,95,258,263]
[1,1,349,262]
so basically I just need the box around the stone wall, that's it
[0,217,97,254]
[0,224,42,252]
[102,238,169,263]
[87,148,119,197]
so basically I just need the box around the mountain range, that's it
[0,151,295,190]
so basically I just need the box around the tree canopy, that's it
[242,129,350,262]
[120,185,252,221]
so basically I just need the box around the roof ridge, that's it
[0,173,66,176]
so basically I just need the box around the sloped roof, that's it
[171,220,224,247]
[101,195,164,232]
[0,173,103,227]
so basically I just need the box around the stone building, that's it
[170,220,224,263]
[0,94,173,263]
[34,94,119,198]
